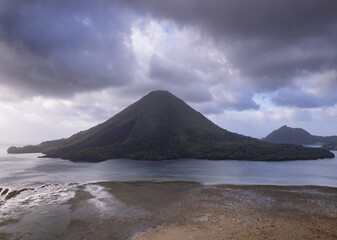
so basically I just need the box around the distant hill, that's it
[262,125,337,146]
[8,91,334,161]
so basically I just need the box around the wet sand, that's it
[1,182,337,239]
[130,183,337,240]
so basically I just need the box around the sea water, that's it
[1,146,337,189]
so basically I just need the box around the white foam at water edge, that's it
[84,184,151,218]
[0,183,78,221]
[85,184,115,211]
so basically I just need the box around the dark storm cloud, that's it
[0,0,135,98]
[121,0,337,92]
[1,0,337,110]
[121,0,337,38]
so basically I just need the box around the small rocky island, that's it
[8,91,334,161]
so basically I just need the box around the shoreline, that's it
[4,151,337,161]
[1,181,337,239]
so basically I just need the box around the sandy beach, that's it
[1,182,337,239]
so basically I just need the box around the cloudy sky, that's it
[1,0,337,144]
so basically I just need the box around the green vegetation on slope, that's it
[8,91,335,161]
[262,125,337,145]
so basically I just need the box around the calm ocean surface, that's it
[1,145,337,188]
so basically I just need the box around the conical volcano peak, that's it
[132,90,192,117]
[139,90,181,106]
[145,90,173,97]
